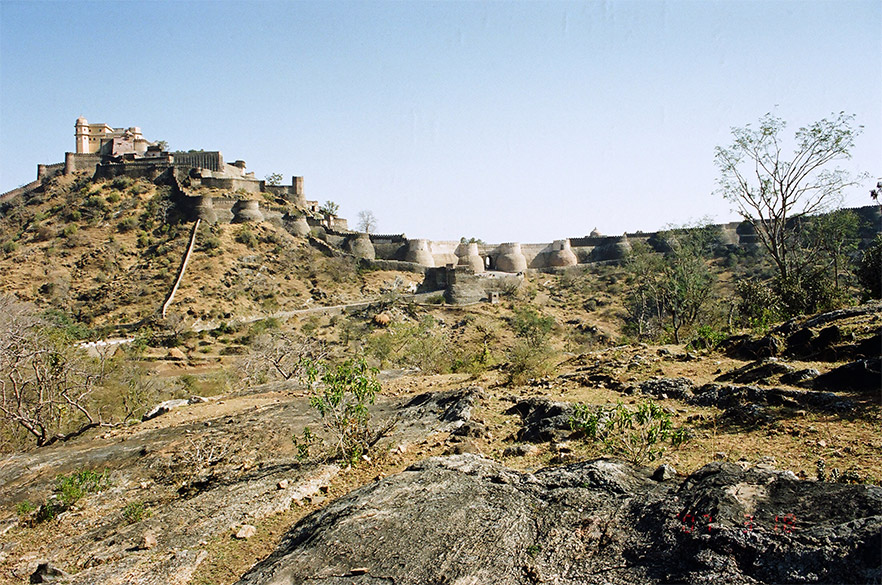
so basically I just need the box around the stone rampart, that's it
[37,162,65,180]
[64,152,102,174]
[172,151,224,172]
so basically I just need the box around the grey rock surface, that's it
[237,454,882,585]
[505,397,575,442]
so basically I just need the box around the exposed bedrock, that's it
[237,454,882,585]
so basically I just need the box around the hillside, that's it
[0,174,420,332]
[0,173,880,584]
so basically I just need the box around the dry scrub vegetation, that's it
[0,171,879,584]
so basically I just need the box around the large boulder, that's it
[237,454,882,585]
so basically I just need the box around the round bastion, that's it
[405,239,435,267]
[195,196,217,223]
[347,233,376,260]
[457,242,485,273]
[548,239,577,267]
[288,216,311,237]
[235,200,264,223]
[495,243,527,273]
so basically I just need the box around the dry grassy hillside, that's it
[0,174,418,333]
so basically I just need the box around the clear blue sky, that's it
[1,0,879,243]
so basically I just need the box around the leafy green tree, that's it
[715,112,864,284]
[265,172,283,186]
[856,235,882,299]
[624,241,665,339]
[625,226,715,343]
[319,201,340,217]
[800,209,860,292]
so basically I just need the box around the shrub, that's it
[117,217,139,233]
[106,192,121,204]
[136,231,152,248]
[570,400,691,465]
[16,500,36,517]
[235,227,258,248]
[130,183,149,196]
[687,325,726,351]
[735,279,780,330]
[122,501,151,524]
[510,306,554,346]
[1,240,17,254]
[56,469,111,507]
[84,195,107,211]
[296,358,389,465]
[856,235,882,299]
[506,339,555,385]
[110,176,133,190]
[61,224,78,238]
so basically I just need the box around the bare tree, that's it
[357,210,378,234]
[715,112,864,282]
[240,331,328,386]
[0,296,106,446]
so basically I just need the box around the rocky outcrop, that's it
[504,397,575,442]
[722,302,882,362]
[237,454,882,585]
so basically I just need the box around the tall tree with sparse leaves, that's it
[715,112,864,283]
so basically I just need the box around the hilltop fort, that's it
[4,118,879,304]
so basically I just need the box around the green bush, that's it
[62,224,78,238]
[235,227,258,248]
[84,195,107,211]
[735,279,780,330]
[15,500,36,517]
[110,176,133,190]
[856,235,882,299]
[510,306,554,346]
[122,501,151,524]
[506,339,554,385]
[106,192,121,204]
[297,358,385,465]
[687,325,726,351]
[117,217,139,233]
[130,183,149,196]
[570,400,691,465]
[56,469,111,507]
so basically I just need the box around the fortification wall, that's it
[64,152,102,174]
[265,185,306,206]
[0,179,41,202]
[199,176,262,194]
[94,159,176,182]
[37,162,65,180]
[172,151,224,172]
